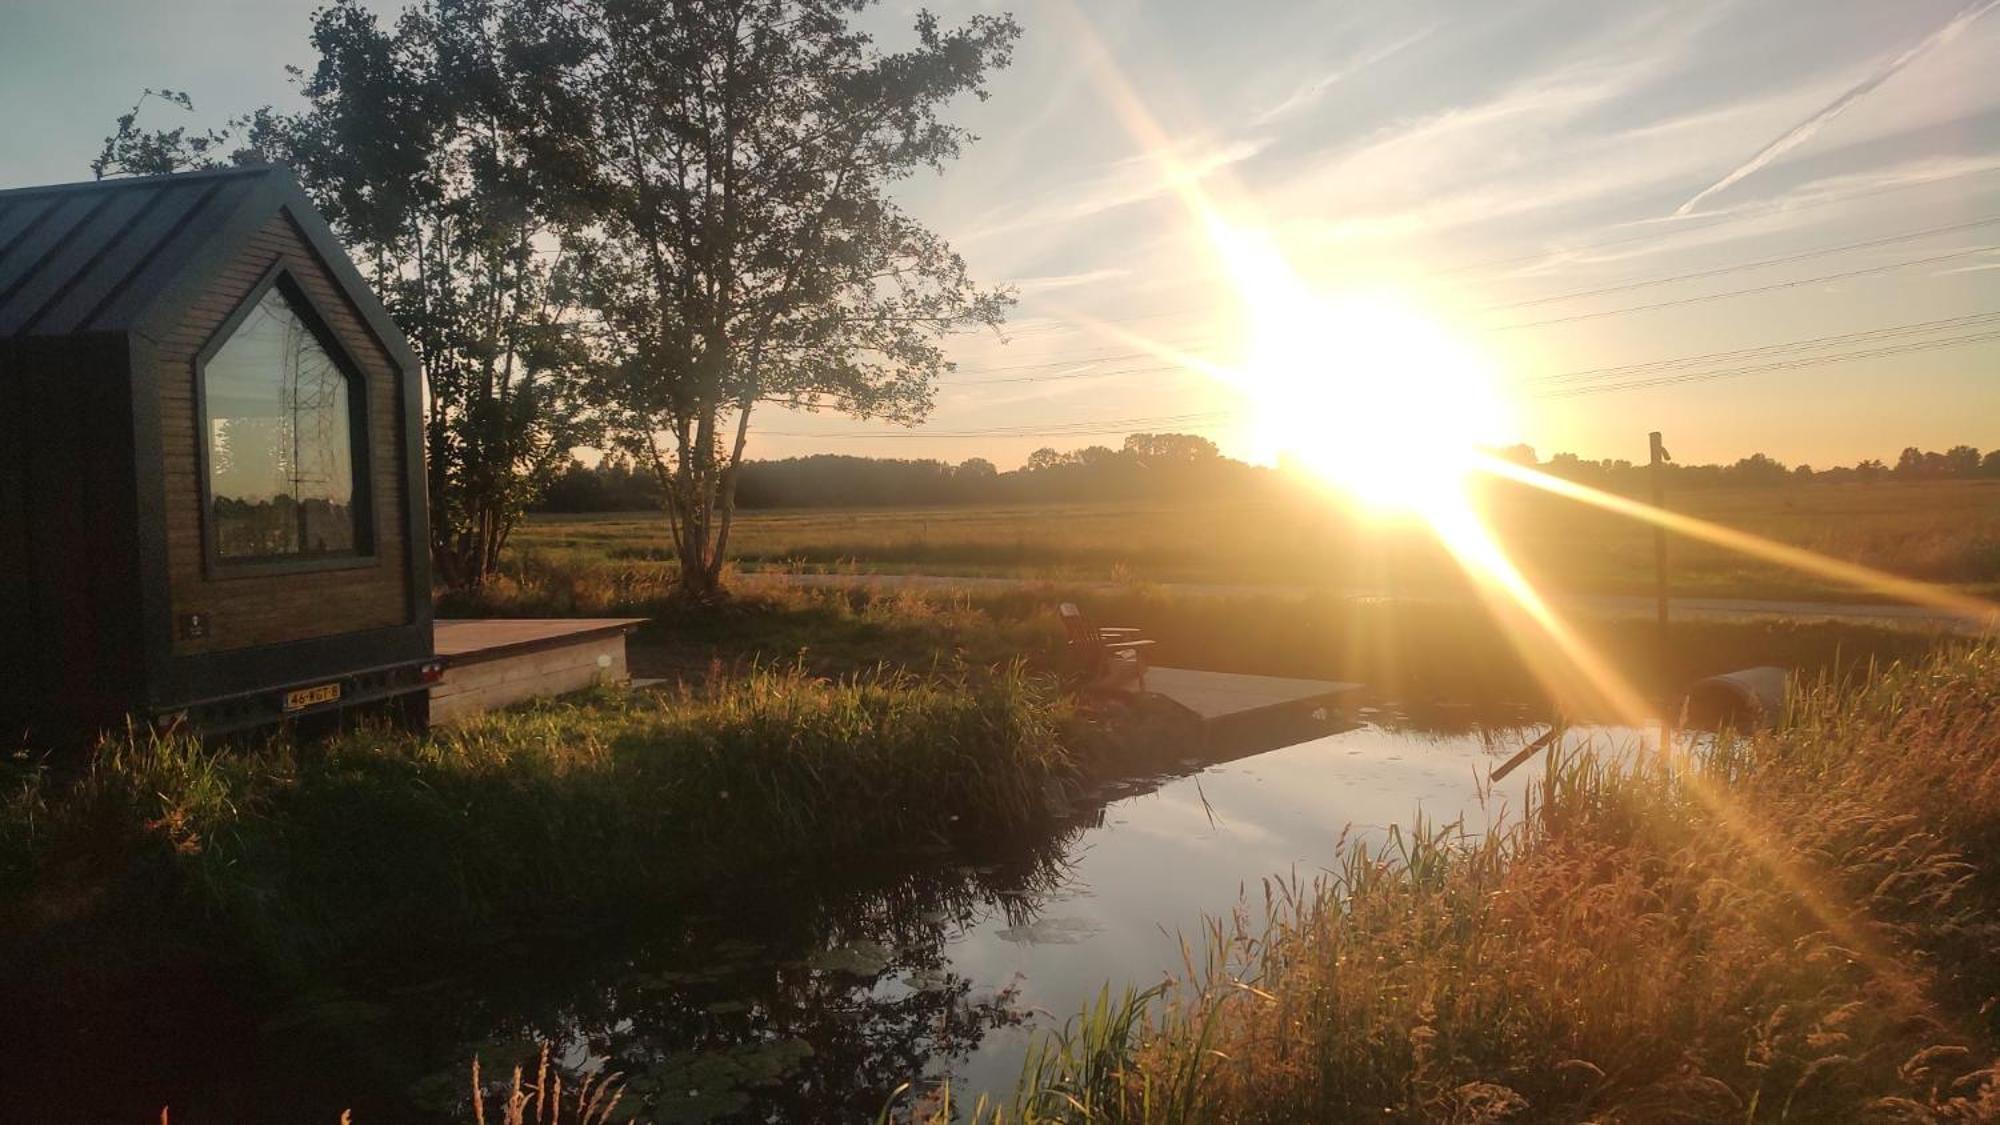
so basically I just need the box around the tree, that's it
[955,457,997,482]
[515,0,1018,600]
[1943,445,1982,477]
[277,0,593,588]
[1729,452,1788,485]
[1123,432,1219,465]
[93,89,274,178]
[1983,450,2000,478]
[92,0,592,590]
[1025,448,1071,472]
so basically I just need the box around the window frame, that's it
[193,264,377,578]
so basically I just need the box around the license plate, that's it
[283,682,342,712]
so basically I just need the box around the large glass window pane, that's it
[204,286,359,560]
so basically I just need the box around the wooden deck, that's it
[433,618,647,662]
[430,618,646,725]
[1143,666,1360,724]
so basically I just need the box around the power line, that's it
[943,296,2000,392]
[945,337,1223,376]
[762,408,1239,440]
[1483,214,2000,311]
[1433,162,2000,277]
[938,222,2000,384]
[773,312,2000,439]
[934,308,2000,399]
[995,164,2000,339]
[1518,308,2000,387]
[1532,327,2000,400]
[1495,244,2000,330]
[948,360,1196,386]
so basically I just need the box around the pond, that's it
[53,712,1665,1122]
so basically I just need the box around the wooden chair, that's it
[1059,602,1154,692]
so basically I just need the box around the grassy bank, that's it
[983,644,2000,1122]
[445,549,1952,713]
[0,665,1070,973]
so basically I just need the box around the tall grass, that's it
[0,664,1072,970]
[975,644,2000,1122]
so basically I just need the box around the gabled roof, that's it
[0,166,417,372]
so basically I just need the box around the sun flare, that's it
[1211,226,1513,516]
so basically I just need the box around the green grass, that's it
[439,549,1954,716]
[515,479,2000,602]
[968,643,2000,1122]
[0,665,1072,972]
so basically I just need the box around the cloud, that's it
[958,136,1270,246]
[1249,25,1437,127]
[1009,267,1134,293]
[1674,0,2000,216]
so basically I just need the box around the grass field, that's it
[515,479,2000,602]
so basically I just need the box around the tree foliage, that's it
[280,0,594,588]
[92,89,276,179]
[93,1,593,589]
[512,0,1019,597]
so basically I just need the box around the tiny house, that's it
[0,167,432,742]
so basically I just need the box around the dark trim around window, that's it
[193,263,378,579]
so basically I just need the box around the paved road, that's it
[746,571,1997,632]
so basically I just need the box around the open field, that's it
[514,479,2000,603]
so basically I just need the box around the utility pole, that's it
[1650,432,1669,634]
[1650,431,1672,757]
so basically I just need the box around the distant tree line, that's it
[536,436,2000,512]
[538,432,1276,510]
[1502,443,2000,492]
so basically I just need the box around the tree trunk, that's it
[671,490,723,602]
[706,399,755,590]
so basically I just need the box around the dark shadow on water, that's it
[4,704,1578,1124]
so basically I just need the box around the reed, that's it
[0,664,1073,970]
[978,643,2000,1122]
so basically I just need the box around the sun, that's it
[1209,226,1512,517]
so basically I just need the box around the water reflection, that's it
[396,712,1657,1122]
[59,713,1657,1121]
[410,844,1081,1121]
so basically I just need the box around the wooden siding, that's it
[429,636,629,726]
[156,212,411,655]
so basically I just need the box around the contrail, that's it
[1675,0,2000,216]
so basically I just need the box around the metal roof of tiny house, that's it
[0,166,418,373]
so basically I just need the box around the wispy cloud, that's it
[1250,25,1437,127]
[1009,267,1133,292]
[957,136,1269,247]
[1674,0,2000,216]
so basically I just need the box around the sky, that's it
[4,0,1998,470]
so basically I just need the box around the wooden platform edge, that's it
[1138,667,1362,728]
[433,618,648,667]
